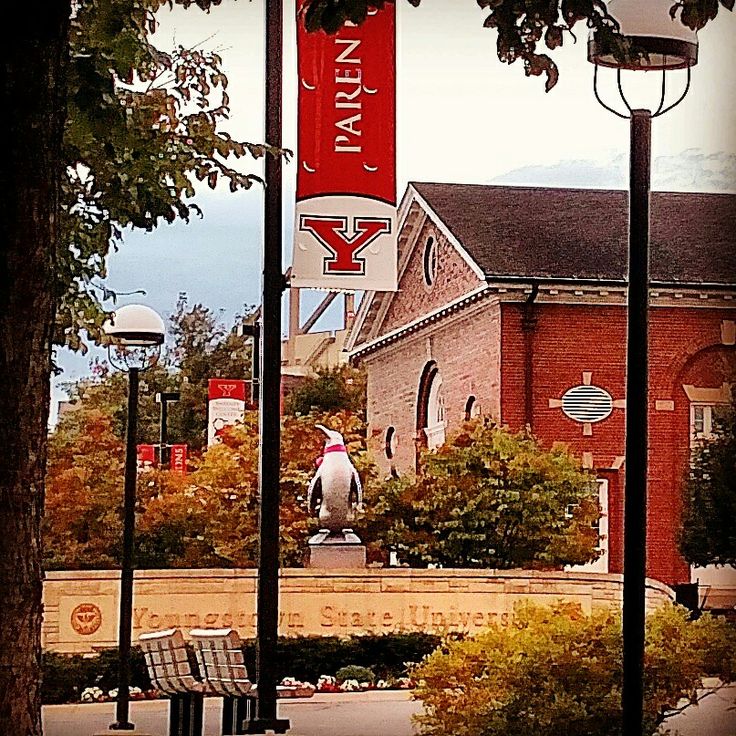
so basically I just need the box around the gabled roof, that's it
[411,182,736,286]
[348,182,736,354]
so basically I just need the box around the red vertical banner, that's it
[292,6,397,292]
[170,444,188,475]
[207,379,249,446]
[137,444,157,471]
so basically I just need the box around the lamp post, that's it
[238,321,261,407]
[587,3,698,733]
[103,304,165,731]
[245,1,290,733]
[155,391,180,467]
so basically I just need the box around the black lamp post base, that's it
[243,717,291,734]
[106,723,135,731]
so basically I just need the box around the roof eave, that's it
[484,274,736,290]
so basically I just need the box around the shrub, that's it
[411,602,736,736]
[42,633,438,703]
[42,652,99,705]
[363,419,600,570]
[335,665,376,684]
[42,647,151,705]
[242,633,440,685]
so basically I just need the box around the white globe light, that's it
[103,304,165,346]
[589,0,698,70]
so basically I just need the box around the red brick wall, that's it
[360,281,734,586]
[501,303,627,461]
[362,300,501,475]
[381,221,482,334]
[500,302,736,585]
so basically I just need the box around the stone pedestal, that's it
[307,530,366,569]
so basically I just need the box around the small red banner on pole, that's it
[137,444,157,471]
[207,379,249,446]
[170,444,188,475]
[208,378,248,402]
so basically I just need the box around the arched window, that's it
[464,395,477,421]
[683,382,731,447]
[417,362,446,450]
[385,426,397,460]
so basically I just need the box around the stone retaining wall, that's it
[43,568,675,653]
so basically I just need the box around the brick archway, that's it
[416,361,441,464]
[416,361,437,440]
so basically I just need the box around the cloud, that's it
[491,149,736,192]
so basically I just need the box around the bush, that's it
[363,419,600,570]
[42,647,151,705]
[335,665,375,684]
[411,602,736,736]
[242,632,440,684]
[284,366,366,416]
[42,633,438,703]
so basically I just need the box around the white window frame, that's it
[687,393,732,586]
[424,374,446,449]
[690,402,725,446]
[567,478,609,574]
[385,426,397,460]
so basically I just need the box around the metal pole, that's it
[250,0,289,732]
[622,108,651,736]
[253,323,261,407]
[111,365,139,730]
[159,396,168,467]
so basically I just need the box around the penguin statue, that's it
[307,424,363,535]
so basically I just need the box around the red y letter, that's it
[300,216,391,275]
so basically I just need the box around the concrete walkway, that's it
[42,691,422,736]
[42,687,736,736]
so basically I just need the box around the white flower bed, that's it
[80,675,413,702]
[79,685,149,703]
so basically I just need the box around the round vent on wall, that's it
[561,384,613,424]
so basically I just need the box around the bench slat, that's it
[139,628,202,695]
[189,628,253,697]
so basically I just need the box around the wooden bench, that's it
[139,628,204,736]
[141,628,314,736]
[189,628,256,734]
[189,628,315,733]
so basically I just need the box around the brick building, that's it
[347,183,736,586]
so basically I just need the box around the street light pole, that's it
[249,0,289,733]
[112,365,139,731]
[623,107,651,734]
[587,3,698,731]
[103,304,165,732]
[239,322,261,406]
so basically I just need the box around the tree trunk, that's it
[0,4,69,734]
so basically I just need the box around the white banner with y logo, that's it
[207,378,248,446]
[295,196,395,289]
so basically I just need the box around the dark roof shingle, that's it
[411,182,736,287]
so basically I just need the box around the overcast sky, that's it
[52,0,736,416]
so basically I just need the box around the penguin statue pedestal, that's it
[305,425,367,569]
[307,529,367,569]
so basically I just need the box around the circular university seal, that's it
[70,603,102,635]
